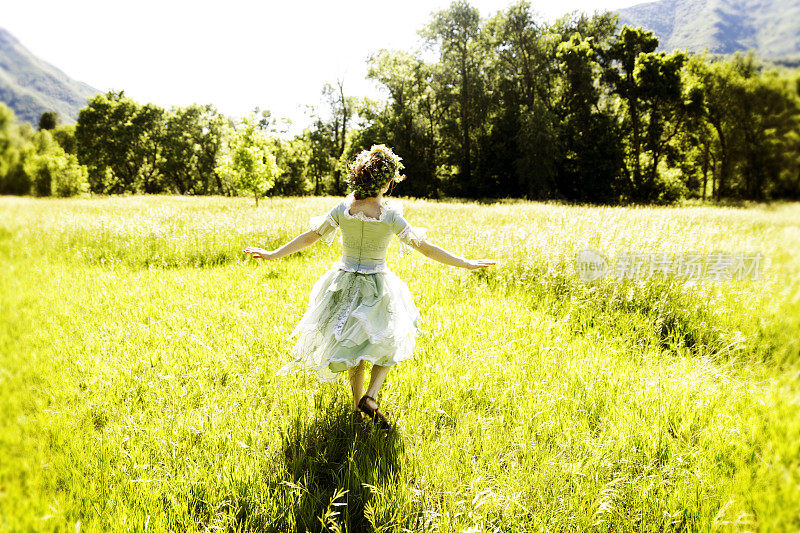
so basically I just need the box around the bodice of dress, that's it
[308,195,427,274]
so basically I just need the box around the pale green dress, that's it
[276,194,427,383]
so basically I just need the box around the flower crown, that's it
[345,144,406,197]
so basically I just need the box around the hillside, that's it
[616,0,800,58]
[0,28,98,124]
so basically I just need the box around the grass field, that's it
[1,194,799,532]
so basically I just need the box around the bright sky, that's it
[4,0,643,136]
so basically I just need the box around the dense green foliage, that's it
[215,114,281,206]
[1,195,798,530]
[354,2,800,203]
[0,103,83,197]
[38,110,59,131]
[2,1,800,203]
[0,96,306,202]
[24,129,87,197]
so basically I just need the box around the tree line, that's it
[1,0,799,204]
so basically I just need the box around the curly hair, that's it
[345,144,406,199]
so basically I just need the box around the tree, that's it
[483,1,555,198]
[322,80,356,195]
[159,104,227,195]
[419,0,489,196]
[305,114,335,196]
[269,135,313,196]
[601,25,659,199]
[24,130,88,197]
[215,114,280,206]
[52,124,77,155]
[634,50,699,201]
[38,111,60,131]
[728,55,799,200]
[600,26,697,202]
[362,49,442,198]
[554,33,625,202]
[0,103,34,195]
[75,91,165,194]
[683,52,800,201]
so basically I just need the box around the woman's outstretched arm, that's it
[410,240,496,270]
[243,229,322,260]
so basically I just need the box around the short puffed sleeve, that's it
[309,202,341,246]
[389,205,427,256]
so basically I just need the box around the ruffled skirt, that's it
[276,266,422,383]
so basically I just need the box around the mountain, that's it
[615,0,800,59]
[0,28,99,125]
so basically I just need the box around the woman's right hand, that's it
[464,259,497,270]
[243,247,275,260]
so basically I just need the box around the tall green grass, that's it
[0,195,798,531]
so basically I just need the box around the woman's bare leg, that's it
[364,364,391,405]
[348,360,367,412]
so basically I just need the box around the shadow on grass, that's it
[273,395,406,532]
[160,393,407,532]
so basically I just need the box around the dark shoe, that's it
[358,395,391,430]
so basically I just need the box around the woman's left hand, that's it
[464,258,497,270]
[243,247,274,260]
[464,259,497,270]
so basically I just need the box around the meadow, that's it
[0,194,798,532]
